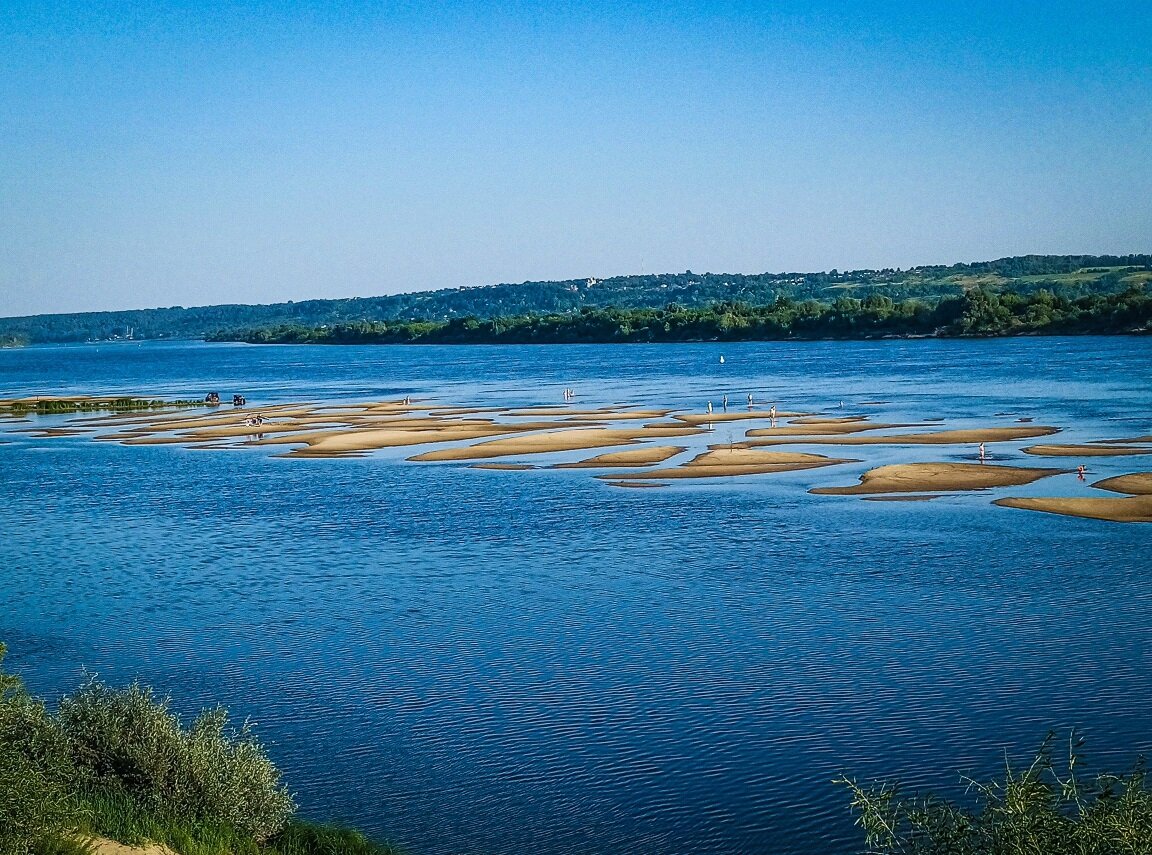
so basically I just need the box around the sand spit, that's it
[604,480,668,488]
[553,446,687,468]
[745,422,925,437]
[1096,435,1152,444]
[673,411,807,426]
[811,462,1066,495]
[1092,473,1152,495]
[749,426,1060,446]
[994,495,1152,523]
[280,421,573,458]
[471,463,537,470]
[1022,444,1152,457]
[408,427,704,462]
[602,448,855,481]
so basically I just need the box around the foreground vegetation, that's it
[841,732,1152,853]
[0,644,397,855]
[2,254,1148,343]
[215,284,1152,345]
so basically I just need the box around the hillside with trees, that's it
[212,284,1152,345]
[1,255,1149,344]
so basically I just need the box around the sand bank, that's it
[408,427,704,462]
[280,421,572,457]
[811,462,1066,495]
[601,448,855,480]
[1091,473,1152,495]
[672,411,806,426]
[471,463,537,470]
[994,495,1152,523]
[745,422,923,437]
[603,480,667,488]
[862,495,943,502]
[1022,444,1152,457]
[553,446,686,468]
[749,426,1060,446]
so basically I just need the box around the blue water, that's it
[1,338,1150,854]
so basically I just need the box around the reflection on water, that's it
[1,338,1151,854]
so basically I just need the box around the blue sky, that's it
[1,0,1149,315]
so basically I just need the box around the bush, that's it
[0,644,77,855]
[839,732,1152,854]
[58,679,295,842]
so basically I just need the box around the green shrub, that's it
[0,644,76,855]
[840,732,1152,854]
[58,679,295,842]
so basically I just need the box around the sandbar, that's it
[604,480,667,488]
[553,446,686,468]
[1022,444,1152,457]
[278,421,572,457]
[601,448,855,480]
[471,463,536,470]
[749,426,1060,446]
[1096,435,1152,444]
[673,411,806,426]
[994,495,1152,523]
[810,462,1066,495]
[745,422,924,437]
[408,427,704,462]
[1091,473,1152,495]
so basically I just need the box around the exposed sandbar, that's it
[745,422,925,437]
[1091,473,1152,495]
[408,427,703,462]
[994,495,1152,523]
[604,480,667,488]
[1022,444,1152,457]
[471,463,536,470]
[279,422,571,457]
[750,426,1060,446]
[811,462,1066,495]
[602,448,855,480]
[673,411,806,426]
[1096,435,1152,444]
[553,446,686,468]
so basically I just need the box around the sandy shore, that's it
[1022,444,1152,457]
[994,495,1152,523]
[811,462,1066,495]
[749,426,1060,446]
[602,448,855,480]
[553,446,686,468]
[408,427,703,462]
[1091,472,1152,495]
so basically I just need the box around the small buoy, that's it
[719,355,725,364]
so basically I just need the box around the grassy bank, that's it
[0,644,398,855]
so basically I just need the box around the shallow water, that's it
[1,338,1150,854]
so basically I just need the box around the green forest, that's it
[2,254,1150,344]
[214,284,1152,345]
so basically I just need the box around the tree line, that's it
[2,254,1149,343]
[213,284,1152,345]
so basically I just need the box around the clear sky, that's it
[1,0,1149,316]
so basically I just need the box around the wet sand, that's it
[1022,444,1152,457]
[553,446,686,468]
[811,462,1066,495]
[408,427,704,462]
[1091,473,1152,495]
[673,411,806,426]
[749,427,1060,447]
[745,421,924,437]
[602,448,855,481]
[994,495,1152,523]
